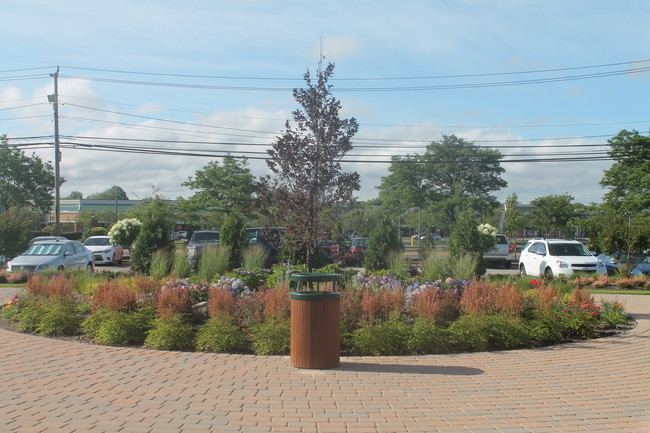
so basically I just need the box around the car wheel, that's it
[544,267,553,278]
[58,265,64,271]
[519,264,526,276]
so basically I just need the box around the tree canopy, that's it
[600,129,650,213]
[86,186,129,200]
[530,194,577,236]
[0,134,55,213]
[377,134,506,227]
[261,62,360,269]
[181,155,256,214]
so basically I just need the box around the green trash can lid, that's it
[291,291,341,301]
[289,272,341,283]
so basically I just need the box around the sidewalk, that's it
[0,288,648,432]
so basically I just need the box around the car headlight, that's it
[102,248,112,254]
[35,263,50,271]
[555,259,570,269]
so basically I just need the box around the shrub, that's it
[92,280,139,312]
[36,298,82,336]
[156,280,193,318]
[261,282,291,322]
[220,211,246,269]
[82,226,108,241]
[241,245,269,271]
[7,271,30,285]
[0,270,8,284]
[144,315,195,351]
[476,314,532,350]
[448,253,480,280]
[386,251,408,279]
[598,299,629,327]
[421,253,448,281]
[89,308,155,346]
[172,253,192,279]
[409,284,462,326]
[14,296,47,334]
[228,269,268,291]
[197,246,230,282]
[349,319,409,356]
[448,315,489,353]
[195,317,249,353]
[150,248,174,280]
[250,319,290,355]
[405,318,450,354]
[363,214,402,271]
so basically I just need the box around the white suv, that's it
[518,239,606,277]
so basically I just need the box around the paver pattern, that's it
[1,287,648,433]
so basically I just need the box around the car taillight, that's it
[352,247,359,252]
[509,243,516,254]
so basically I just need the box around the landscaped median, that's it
[0,266,644,356]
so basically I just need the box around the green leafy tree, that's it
[0,207,39,258]
[220,211,247,269]
[600,129,650,213]
[377,134,507,229]
[86,186,129,200]
[129,196,174,273]
[181,155,256,215]
[77,209,117,233]
[502,193,527,239]
[530,194,577,237]
[0,134,55,213]
[260,62,360,270]
[448,211,496,260]
[64,191,83,200]
[363,214,402,271]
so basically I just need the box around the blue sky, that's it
[1,0,649,205]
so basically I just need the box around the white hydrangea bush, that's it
[477,223,497,237]
[108,218,142,248]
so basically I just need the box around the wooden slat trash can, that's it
[290,273,341,369]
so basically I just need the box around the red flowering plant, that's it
[560,290,601,339]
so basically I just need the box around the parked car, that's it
[483,234,514,268]
[187,230,220,265]
[348,237,368,267]
[83,236,124,265]
[518,239,606,277]
[597,253,650,276]
[6,239,94,273]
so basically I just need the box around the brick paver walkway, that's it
[0,288,648,433]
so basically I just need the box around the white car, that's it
[518,239,606,277]
[83,236,124,265]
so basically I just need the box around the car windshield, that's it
[84,238,110,246]
[24,243,63,256]
[351,238,367,249]
[191,232,219,242]
[549,243,591,257]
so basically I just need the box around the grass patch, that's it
[591,289,650,295]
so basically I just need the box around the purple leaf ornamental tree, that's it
[261,62,360,271]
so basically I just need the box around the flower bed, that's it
[1,267,638,356]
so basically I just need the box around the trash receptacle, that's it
[290,273,341,369]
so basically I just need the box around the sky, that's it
[1,0,649,206]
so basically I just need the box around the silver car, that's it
[6,239,95,273]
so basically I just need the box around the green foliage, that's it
[144,315,195,351]
[598,299,629,327]
[475,314,532,350]
[241,245,269,271]
[12,295,47,333]
[406,318,450,355]
[195,317,249,352]
[600,129,650,213]
[386,251,409,278]
[86,308,155,346]
[0,207,38,258]
[150,248,174,280]
[377,134,506,227]
[447,315,489,352]
[227,268,268,291]
[129,196,174,273]
[364,214,402,271]
[530,194,577,237]
[249,319,290,355]
[0,134,55,213]
[349,319,409,355]
[36,298,82,336]
[197,246,231,282]
[448,253,480,280]
[220,211,246,269]
[78,209,116,237]
[448,211,496,259]
[172,253,192,279]
[421,252,449,281]
[502,193,527,239]
[86,186,129,201]
[181,156,257,215]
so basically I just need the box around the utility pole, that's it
[48,67,61,234]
